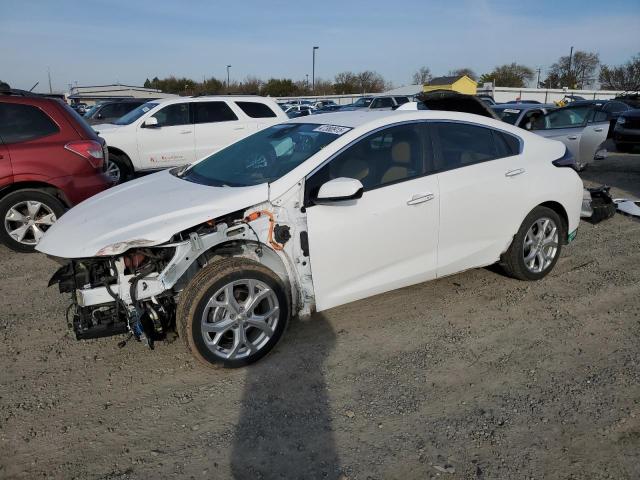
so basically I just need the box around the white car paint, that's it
[39,110,583,326]
[96,96,287,173]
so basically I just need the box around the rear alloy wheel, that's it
[0,190,66,252]
[106,153,134,184]
[177,258,289,368]
[501,206,565,281]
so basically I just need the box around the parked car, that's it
[477,95,497,106]
[340,97,374,109]
[613,109,640,152]
[83,99,151,125]
[312,100,338,109]
[0,89,111,252]
[530,101,618,170]
[342,96,410,111]
[284,105,315,118]
[71,102,89,115]
[40,110,582,368]
[94,96,288,184]
[491,103,556,130]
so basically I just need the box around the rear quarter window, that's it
[0,103,60,144]
[235,101,278,118]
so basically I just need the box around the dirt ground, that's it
[1,153,639,480]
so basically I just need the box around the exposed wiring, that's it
[243,210,285,251]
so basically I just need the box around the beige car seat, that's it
[380,141,412,183]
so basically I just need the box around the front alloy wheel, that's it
[177,258,289,368]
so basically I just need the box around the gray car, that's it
[491,103,556,130]
[83,99,151,125]
[341,96,409,111]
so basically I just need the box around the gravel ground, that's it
[1,154,639,480]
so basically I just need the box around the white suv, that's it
[94,96,288,183]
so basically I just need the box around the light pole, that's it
[306,74,309,89]
[226,65,232,90]
[312,46,319,92]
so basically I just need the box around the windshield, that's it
[180,123,351,187]
[352,97,373,107]
[114,102,159,125]
[492,107,521,125]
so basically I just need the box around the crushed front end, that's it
[49,248,177,347]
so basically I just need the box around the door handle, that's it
[594,127,604,132]
[179,130,192,134]
[505,168,526,177]
[407,193,435,205]
[234,126,245,130]
[567,135,579,140]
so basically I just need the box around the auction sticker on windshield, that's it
[313,125,352,135]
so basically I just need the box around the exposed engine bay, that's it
[48,191,313,349]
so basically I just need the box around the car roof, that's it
[150,95,274,106]
[492,103,554,110]
[286,109,508,129]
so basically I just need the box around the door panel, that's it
[307,175,440,311]
[579,122,609,166]
[194,101,248,160]
[431,122,527,276]
[137,103,195,169]
[437,157,527,276]
[0,142,12,184]
[534,126,582,159]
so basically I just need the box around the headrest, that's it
[391,141,411,164]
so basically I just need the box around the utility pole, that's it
[226,65,231,91]
[47,67,52,93]
[536,67,542,88]
[312,46,319,92]
[568,46,574,87]
[306,74,309,89]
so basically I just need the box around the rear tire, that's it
[107,152,134,184]
[501,206,565,281]
[0,189,66,253]
[177,258,289,368]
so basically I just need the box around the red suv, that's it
[0,89,112,252]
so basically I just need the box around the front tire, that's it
[177,258,289,368]
[501,206,565,281]
[0,189,66,253]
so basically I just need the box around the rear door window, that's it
[535,106,592,129]
[370,97,394,109]
[193,101,238,124]
[0,103,59,144]
[432,122,504,171]
[235,101,278,118]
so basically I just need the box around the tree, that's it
[333,71,359,93]
[599,53,640,91]
[412,67,432,85]
[478,63,534,87]
[356,70,385,93]
[262,78,299,97]
[0,80,9,90]
[312,78,334,96]
[448,68,477,80]
[543,50,600,89]
[143,78,151,88]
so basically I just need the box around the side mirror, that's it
[315,177,364,204]
[142,117,159,128]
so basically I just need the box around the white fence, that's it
[276,86,636,105]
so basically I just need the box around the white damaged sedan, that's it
[38,111,583,367]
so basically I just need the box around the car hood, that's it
[92,123,124,134]
[37,170,269,258]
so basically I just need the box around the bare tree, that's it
[543,51,600,89]
[412,67,432,85]
[448,68,477,80]
[599,53,640,91]
[478,63,534,87]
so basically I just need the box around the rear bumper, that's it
[50,172,113,206]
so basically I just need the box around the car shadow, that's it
[230,313,340,479]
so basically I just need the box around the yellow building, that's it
[423,75,477,95]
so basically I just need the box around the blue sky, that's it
[1,0,639,93]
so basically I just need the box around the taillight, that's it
[552,148,576,169]
[64,140,104,169]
